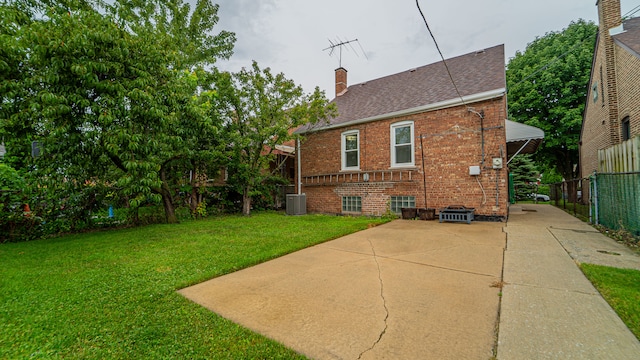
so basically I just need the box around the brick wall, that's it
[581,16,640,177]
[300,97,509,218]
[581,40,611,176]
[616,46,640,138]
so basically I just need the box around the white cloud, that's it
[208,0,635,97]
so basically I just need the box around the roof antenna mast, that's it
[323,37,368,68]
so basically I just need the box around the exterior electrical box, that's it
[469,165,481,176]
[286,194,307,215]
[492,158,503,169]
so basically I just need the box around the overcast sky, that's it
[213,0,639,97]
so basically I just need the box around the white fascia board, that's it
[275,144,295,154]
[302,88,506,134]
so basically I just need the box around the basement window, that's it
[390,196,415,213]
[342,196,362,213]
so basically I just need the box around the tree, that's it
[1,0,235,224]
[509,154,539,200]
[507,20,597,182]
[216,62,336,216]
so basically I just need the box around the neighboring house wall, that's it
[616,46,640,137]
[582,38,613,175]
[580,0,640,176]
[582,35,640,175]
[300,97,509,217]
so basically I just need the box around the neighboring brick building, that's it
[296,45,519,219]
[580,0,640,176]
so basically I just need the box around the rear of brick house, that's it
[296,45,511,220]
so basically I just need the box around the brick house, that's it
[296,45,520,220]
[580,0,640,176]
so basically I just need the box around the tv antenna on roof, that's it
[323,37,368,68]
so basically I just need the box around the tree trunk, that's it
[161,189,178,224]
[190,188,199,219]
[242,186,251,216]
[160,168,178,224]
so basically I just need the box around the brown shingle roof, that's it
[301,44,505,133]
[613,17,640,56]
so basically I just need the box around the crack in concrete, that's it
[549,226,600,234]
[504,281,599,296]
[322,245,499,278]
[357,239,389,360]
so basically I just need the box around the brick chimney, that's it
[597,0,621,31]
[597,0,622,144]
[335,67,347,97]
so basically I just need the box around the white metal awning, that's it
[506,120,544,163]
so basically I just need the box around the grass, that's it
[0,212,387,359]
[580,264,640,340]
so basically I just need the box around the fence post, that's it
[593,173,599,225]
[571,179,579,216]
[562,181,566,209]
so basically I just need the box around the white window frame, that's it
[341,130,360,171]
[390,121,415,168]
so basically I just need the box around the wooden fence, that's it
[598,135,640,173]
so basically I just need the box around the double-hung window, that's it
[342,130,360,171]
[391,121,414,167]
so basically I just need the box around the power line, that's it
[415,0,465,107]
[623,4,640,19]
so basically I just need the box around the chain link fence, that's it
[591,172,640,236]
[550,173,640,236]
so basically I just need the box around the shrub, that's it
[0,164,39,242]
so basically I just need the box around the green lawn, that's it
[580,264,640,340]
[0,212,387,359]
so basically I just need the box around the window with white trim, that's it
[341,130,360,170]
[390,196,415,213]
[342,196,362,212]
[391,121,414,167]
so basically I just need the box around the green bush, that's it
[0,163,39,242]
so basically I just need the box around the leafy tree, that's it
[216,62,336,216]
[509,154,539,200]
[541,168,563,184]
[507,20,597,182]
[1,0,235,224]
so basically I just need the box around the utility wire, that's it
[416,0,466,107]
[623,4,640,19]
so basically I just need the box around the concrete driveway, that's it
[179,220,506,359]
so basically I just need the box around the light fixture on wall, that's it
[363,173,370,182]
